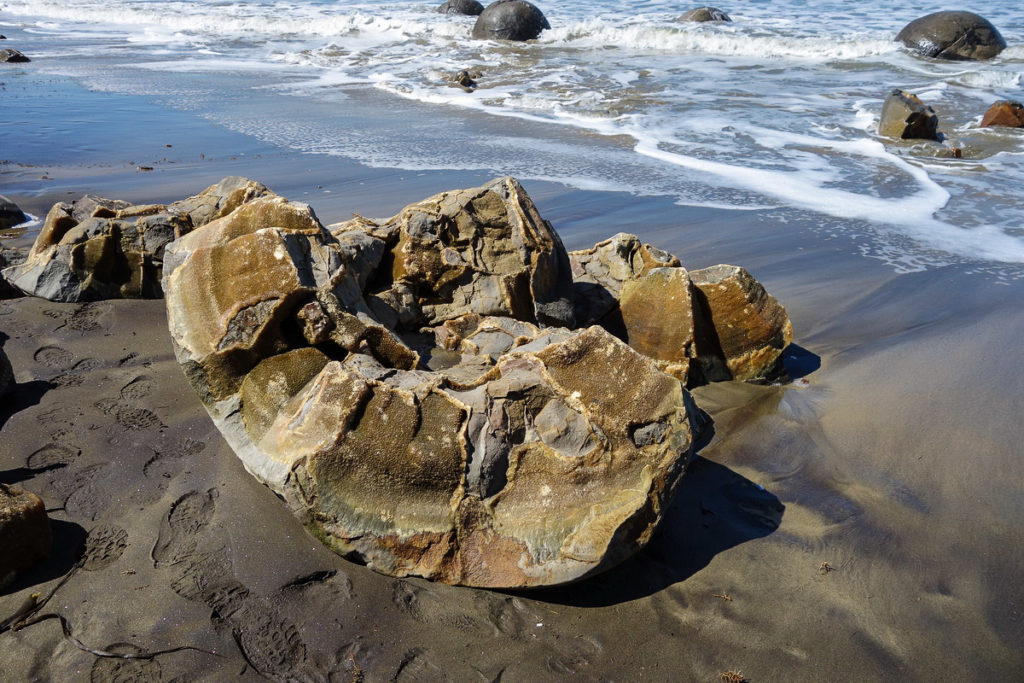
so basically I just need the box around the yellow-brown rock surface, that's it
[0,484,51,589]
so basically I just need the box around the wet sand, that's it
[2,68,1024,682]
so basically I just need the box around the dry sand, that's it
[2,81,1024,682]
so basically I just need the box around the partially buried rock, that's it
[896,11,1006,61]
[164,177,730,587]
[980,100,1024,128]
[472,0,550,41]
[437,0,484,15]
[678,6,731,22]
[0,484,52,589]
[878,89,938,141]
[0,48,29,63]
[0,196,28,230]
[2,177,272,301]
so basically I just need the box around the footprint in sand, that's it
[151,489,218,567]
[80,524,129,571]
[118,374,155,401]
[33,344,75,369]
[63,302,112,333]
[395,648,447,683]
[89,643,162,682]
[143,437,206,480]
[26,443,79,471]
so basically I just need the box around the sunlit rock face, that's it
[163,176,792,587]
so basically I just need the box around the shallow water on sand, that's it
[3,0,1024,272]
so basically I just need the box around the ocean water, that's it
[3,0,1024,271]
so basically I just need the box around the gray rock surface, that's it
[472,0,550,41]
[0,196,28,229]
[896,11,1006,61]
[678,7,731,22]
[437,0,484,15]
[0,48,29,63]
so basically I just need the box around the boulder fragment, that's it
[0,484,52,589]
[896,11,1005,61]
[0,48,29,63]
[0,196,27,229]
[879,89,939,141]
[2,177,273,302]
[689,264,792,383]
[472,0,550,41]
[980,101,1024,128]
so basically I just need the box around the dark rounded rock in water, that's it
[472,0,550,41]
[678,6,731,23]
[0,195,28,229]
[896,11,1005,61]
[980,100,1024,128]
[437,0,484,15]
[878,89,938,141]
[0,48,30,63]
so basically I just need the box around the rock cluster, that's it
[896,11,1005,61]
[878,89,938,141]
[163,176,792,587]
[0,484,51,589]
[2,177,273,302]
[472,0,550,41]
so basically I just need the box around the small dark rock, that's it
[472,0,550,41]
[896,11,1005,61]
[450,69,478,91]
[0,195,28,229]
[437,0,484,15]
[879,89,939,141]
[678,7,731,23]
[980,100,1024,128]
[0,48,30,63]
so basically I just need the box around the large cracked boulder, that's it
[2,177,272,302]
[1,484,52,589]
[878,89,938,141]
[163,177,792,587]
[896,11,1006,61]
[472,0,550,41]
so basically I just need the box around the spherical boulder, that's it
[896,11,1006,61]
[678,6,731,23]
[437,0,484,15]
[980,101,1024,128]
[878,89,938,141]
[472,0,550,41]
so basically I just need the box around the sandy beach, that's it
[3,36,1024,683]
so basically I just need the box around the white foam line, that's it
[634,136,1024,263]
